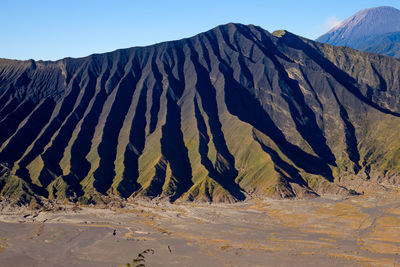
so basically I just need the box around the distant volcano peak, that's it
[317,6,400,45]
[316,6,400,59]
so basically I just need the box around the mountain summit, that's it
[1,23,400,205]
[317,6,400,58]
[317,6,400,47]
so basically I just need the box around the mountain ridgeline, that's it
[1,23,400,205]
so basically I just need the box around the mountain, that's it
[359,31,400,58]
[1,23,400,205]
[316,6,400,58]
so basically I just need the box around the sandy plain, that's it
[0,189,400,266]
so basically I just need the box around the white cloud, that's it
[325,16,342,31]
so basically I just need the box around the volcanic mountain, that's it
[317,6,400,58]
[1,23,400,205]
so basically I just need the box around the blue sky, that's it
[2,0,400,60]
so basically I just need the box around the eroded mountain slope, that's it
[1,23,400,204]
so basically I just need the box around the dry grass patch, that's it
[117,208,157,219]
[175,232,280,253]
[265,208,311,228]
[361,240,400,255]
[367,216,400,243]
[300,226,348,238]
[328,253,396,266]
[0,237,7,253]
[139,219,171,235]
[315,202,369,228]
[359,216,400,255]
[267,237,337,250]
[384,207,400,216]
